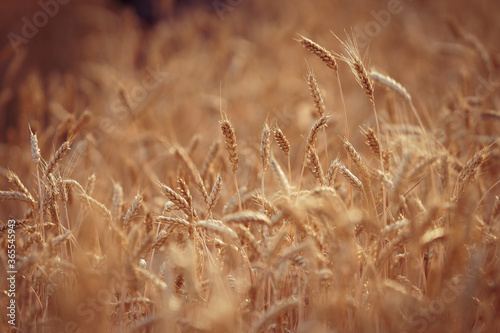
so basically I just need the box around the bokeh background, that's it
[1,1,499,331]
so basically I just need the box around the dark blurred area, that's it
[119,0,212,24]
[0,0,213,143]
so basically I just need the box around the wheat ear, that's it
[219,117,242,211]
[342,137,370,180]
[273,124,291,184]
[452,148,489,201]
[207,172,223,215]
[306,67,329,166]
[336,33,386,224]
[158,182,196,221]
[44,140,71,179]
[123,194,143,228]
[298,35,338,71]
[299,116,328,191]
[369,70,426,134]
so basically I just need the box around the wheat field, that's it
[1,0,500,332]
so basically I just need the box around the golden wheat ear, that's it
[219,115,242,211]
[332,32,374,103]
